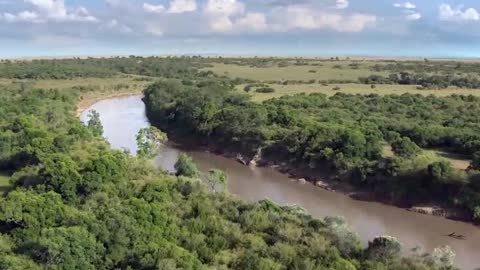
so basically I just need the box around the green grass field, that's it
[238,83,480,102]
[204,62,387,81]
[206,61,480,102]
[423,149,471,170]
[382,145,471,171]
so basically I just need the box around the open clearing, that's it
[423,149,472,170]
[382,145,471,171]
[238,83,480,102]
[204,62,388,81]
[413,150,471,171]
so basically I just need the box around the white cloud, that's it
[271,5,376,33]
[235,12,268,32]
[167,0,197,13]
[204,0,245,32]
[393,2,416,9]
[203,1,376,34]
[2,0,97,23]
[204,0,245,16]
[105,0,122,7]
[3,10,42,23]
[143,3,166,13]
[393,1,421,21]
[335,0,349,9]
[208,15,233,32]
[439,4,479,21]
[202,0,374,34]
[104,19,132,33]
[146,24,164,36]
[144,0,196,14]
[0,0,380,41]
[406,12,421,21]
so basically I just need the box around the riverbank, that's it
[144,121,474,224]
[200,143,473,223]
[76,90,142,116]
[78,92,475,224]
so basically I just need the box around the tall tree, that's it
[174,153,199,177]
[136,127,167,157]
[87,110,103,137]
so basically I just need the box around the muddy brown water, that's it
[80,95,480,270]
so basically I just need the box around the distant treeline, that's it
[360,72,480,89]
[0,56,210,79]
[371,61,480,74]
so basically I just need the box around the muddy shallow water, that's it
[80,95,480,270]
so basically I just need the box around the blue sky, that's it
[0,0,479,58]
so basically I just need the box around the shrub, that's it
[428,161,454,182]
[474,206,480,222]
[175,153,199,177]
[471,151,480,170]
[255,87,275,93]
[391,137,421,158]
[366,236,402,261]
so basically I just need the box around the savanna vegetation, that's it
[0,57,459,269]
[143,79,480,222]
[0,56,208,79]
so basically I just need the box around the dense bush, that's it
[144,80,480,218]
[0,86,450,270]
[360,72,480,89]
[0,56,208,79]
[391,137,421,158]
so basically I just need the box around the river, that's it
[80,95,480,270]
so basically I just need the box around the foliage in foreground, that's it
[0,84,453,269]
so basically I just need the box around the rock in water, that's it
[236,154,247,165]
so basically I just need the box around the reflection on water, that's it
[81,95,480,270]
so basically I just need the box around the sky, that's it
[0,0,480,58]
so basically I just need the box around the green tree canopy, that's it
[174,153,199,177]
[391,137,421,158]
[87,110,103,137]
[136,126,167,157]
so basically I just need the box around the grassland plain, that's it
[204,61,389,81]
[236,83,480,102]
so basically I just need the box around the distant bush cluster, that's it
[360,72,480,89]
[255,87,275,93]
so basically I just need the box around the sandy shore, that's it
[76,91,142,116]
